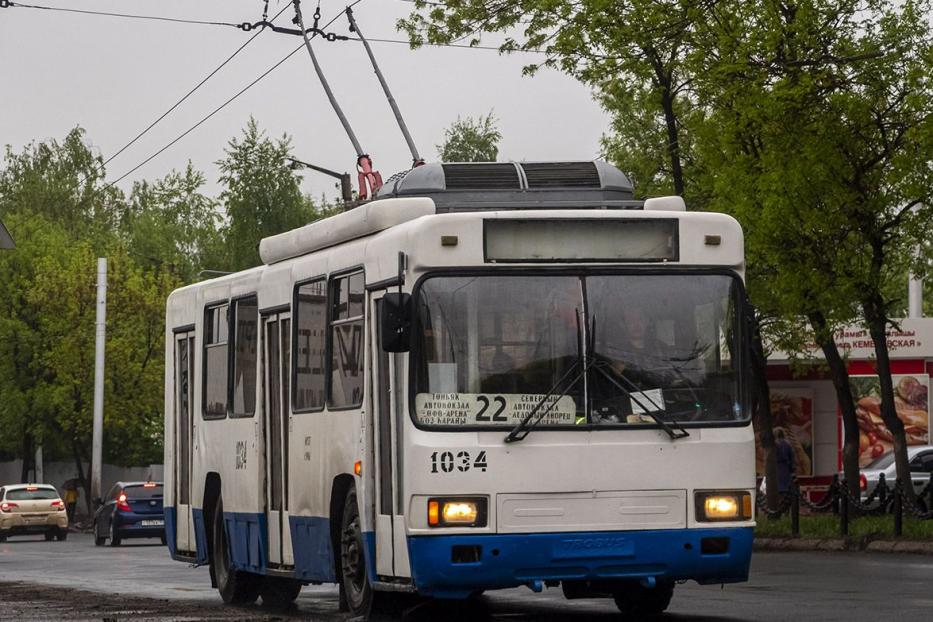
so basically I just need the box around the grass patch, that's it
[755,513,933,541]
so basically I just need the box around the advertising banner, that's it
[847,374,930,467]
[756,389,815,477]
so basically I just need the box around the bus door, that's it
[371,294,407,577]
[174,329,195,553]
[263,312,294,567]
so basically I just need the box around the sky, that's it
[0,0,611,201]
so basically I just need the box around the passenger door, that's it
[370,293,407,577]
[263,312,293,566]
[174,330,195,553]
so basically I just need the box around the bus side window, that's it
[204,303,229,419]
[294,279,327,411]
[231,295,258,417]
[329,271,365,408]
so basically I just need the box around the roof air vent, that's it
[522,161,601,188]
[442,163,521,190]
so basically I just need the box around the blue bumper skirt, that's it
[408,527,753,598]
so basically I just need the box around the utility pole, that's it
[91,258,107,505]
[34,445,43,484]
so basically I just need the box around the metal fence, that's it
[757,473,933,537]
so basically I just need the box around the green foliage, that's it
[0,118,342,474]
[437,112,502,162]
[125,164,221,283]
[216,118,318,271]
[0,130,181,468]
[402,1,702,196]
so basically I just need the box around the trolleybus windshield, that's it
[412,273,746,429]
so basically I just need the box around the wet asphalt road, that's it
[1,533,932,621]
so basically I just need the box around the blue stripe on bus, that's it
[363,531,376,583]
[289,515,336,582]
[224,511,268,573]
[407,527,754,599]
[192,508,209,564]
[165,506,177,557]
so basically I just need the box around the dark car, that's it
[93,481,165,546]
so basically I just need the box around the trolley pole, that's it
[91,257,107,506]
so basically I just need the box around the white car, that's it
[848,445,933,508]
[0,484,69,541]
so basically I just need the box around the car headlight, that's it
[695,491,752,522]
[427,497,487,528]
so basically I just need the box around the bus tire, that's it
[612,580,674,618]
[212,498,261,605]
[260,577,302,611]
[339,488,374,616]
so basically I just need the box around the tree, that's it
[124,164,222,283]
[217,118,319,272]
[694,0,933,497]
[436,112,502,162]
[0,129,187,507]
[403,1,703,197]
[0,128,125,484]
[404,0,933,501]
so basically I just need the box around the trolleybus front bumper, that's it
[407,526,753,599]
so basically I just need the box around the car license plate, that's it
[141,520,164,527]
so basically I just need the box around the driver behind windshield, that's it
[591,303,669,424]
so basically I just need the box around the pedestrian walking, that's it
[63,480,79,522]
[775,428,796,494]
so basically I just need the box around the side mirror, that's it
[381,292,412,353]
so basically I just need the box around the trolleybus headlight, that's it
[427,497,487,527]
[695,491,752,521]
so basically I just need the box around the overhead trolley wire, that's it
[107,1,362,187]
[0,1,244,28]
[102,3,292,170]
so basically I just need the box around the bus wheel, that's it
[212,499,261,605]
[612,580,674,618]
[339,489,373,616]
[260,577,302,611]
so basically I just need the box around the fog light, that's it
[695,491,752,521]
[427,497,487,527]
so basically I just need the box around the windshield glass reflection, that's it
[413,274,744,428]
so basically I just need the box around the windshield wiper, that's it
[505,308,587,444]
[591,361,690,440]
[503,357,590,443]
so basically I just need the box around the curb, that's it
[754,536,933,555]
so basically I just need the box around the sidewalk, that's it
[755,536,933,555]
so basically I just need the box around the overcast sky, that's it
[0,0,610,201]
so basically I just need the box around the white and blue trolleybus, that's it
[163,161,755,617]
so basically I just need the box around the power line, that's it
[1,1,244,28]
[102,3,291,169]
[107,1,363,187]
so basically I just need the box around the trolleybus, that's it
[163,161,755,617]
